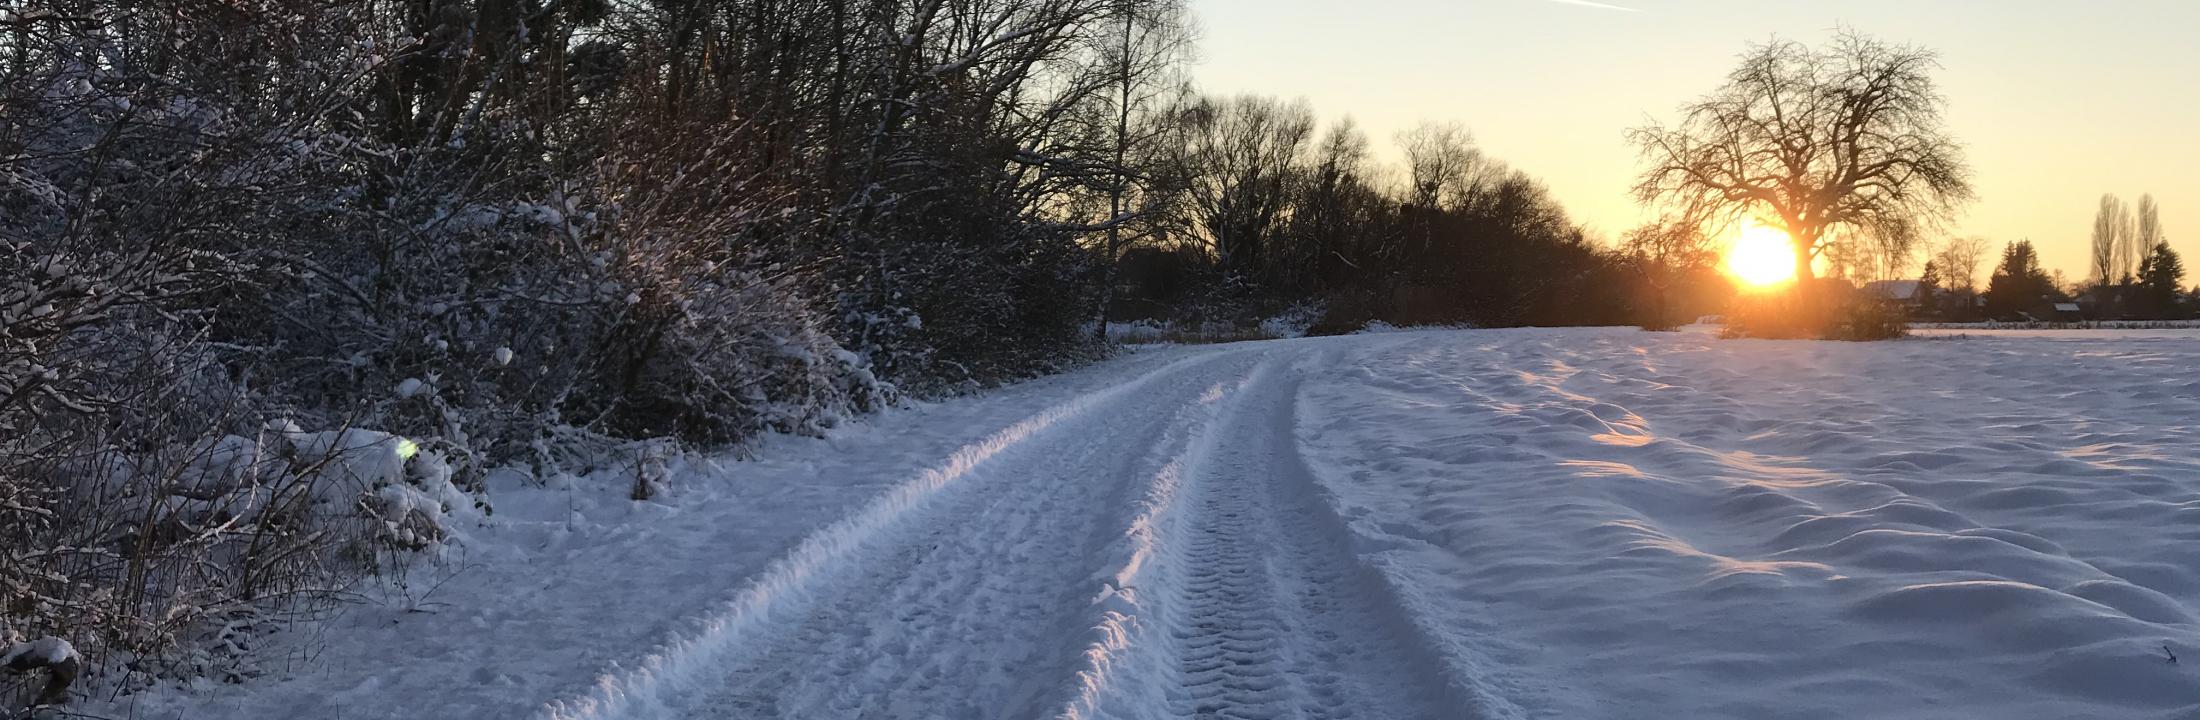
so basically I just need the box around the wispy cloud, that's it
[1536,0,1643,12]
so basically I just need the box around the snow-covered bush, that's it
[226,125,891,464]
[1107,320,1171,344]
[1259,301,1327,339]
[2,634,81,707]
[1,3,332,686]
[831,177,1108,393]
[0,1,892,695]
[533,118,894,444]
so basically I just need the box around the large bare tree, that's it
[1630,31,1974,287]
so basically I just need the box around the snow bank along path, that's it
[132,328,2200,718]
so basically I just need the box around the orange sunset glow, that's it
[1724,220,1798,290]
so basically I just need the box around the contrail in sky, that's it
[1537,0,1643,12]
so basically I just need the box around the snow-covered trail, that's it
[660,347,1268,719]
[543,338,1469,720]
[123,327,2200,720]
[1068,350,1461,720]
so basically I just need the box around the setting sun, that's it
[1725,220,1798,289]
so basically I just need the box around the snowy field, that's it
[115,327,2200,719]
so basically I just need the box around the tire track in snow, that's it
[538,347,1264,720]
[1056,371,1259,720]
[1173,468,1301,718]
[1171,356,1460,720]
[1071,349,1471,720]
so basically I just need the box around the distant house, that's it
[1862,280,1929,313]
[2075,286,2118,319]
[2020,301,2085,323]
[1863,280,1921,301]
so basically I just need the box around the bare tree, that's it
[2114,197,2143,280]
[2095,194,2144,281]
[1092,0,1196,338]
[1933,235,1991,316]
[1276,117,1403,295]
[2136,194,2164,271]
[1630,31,1973,289]
[2093,194,2124,284]
[1167,94,1316,271]
[1823,219,1920,283]
[1396,122,1488,211]
[1623,216,1718,328]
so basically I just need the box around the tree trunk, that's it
[1096,6,1135,343]
[1791,233,1823,320]
[1792,228,1819,284]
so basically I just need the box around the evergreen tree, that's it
[1917,259,1944,318]
[2137,243,2187,318]
[1982,240,2064,320]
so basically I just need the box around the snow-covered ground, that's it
[107,327,2200,719]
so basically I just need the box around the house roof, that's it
[1864,280,1923,300]
[2054,302,2082,313]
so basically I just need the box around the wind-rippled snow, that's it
[1298,327,2200,718]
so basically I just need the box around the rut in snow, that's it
[1142,357,1460,720]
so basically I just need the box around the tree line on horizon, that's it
[1897,196,2189,324]
[1106,100,1672,332]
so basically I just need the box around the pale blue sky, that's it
[1188,0,2200,282]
